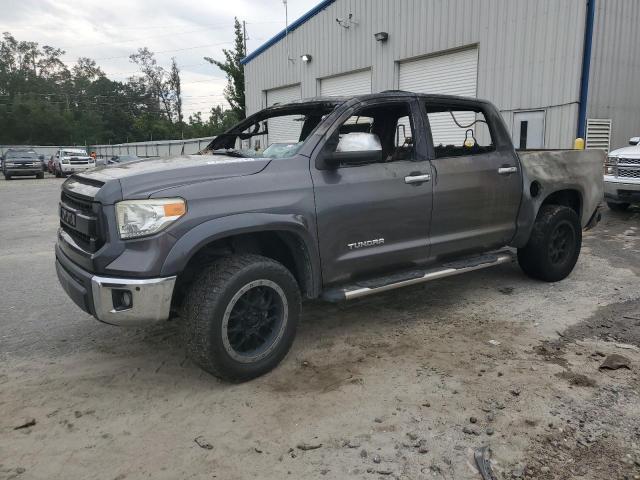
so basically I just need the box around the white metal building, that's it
[242,0,640,151]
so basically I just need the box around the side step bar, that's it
[322,249,516,302]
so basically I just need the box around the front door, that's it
[421,100,522,258]
[311,99,433,286]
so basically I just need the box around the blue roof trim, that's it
[241,0,336,65]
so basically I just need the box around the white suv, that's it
[53,148,95,178]
[604,137,640,211]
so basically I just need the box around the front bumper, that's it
[604,176,640,204]
[60,164,94,174]
[56,246,176,326]
[5,168,41,176]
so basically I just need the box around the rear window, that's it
[423,104,495,158]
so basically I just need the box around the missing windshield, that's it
[205,102,340,159]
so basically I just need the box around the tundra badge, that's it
[347,238,385,250]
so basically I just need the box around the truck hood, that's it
[609,145,640,158]
[75,154,271,199]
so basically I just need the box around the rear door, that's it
[420,99,522,258]
[311,98,434,285]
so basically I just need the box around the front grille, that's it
[60,190,104,253]
[618,157,640,165]
[618,168,640,179]
[61,191,93,211]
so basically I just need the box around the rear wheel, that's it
[518,205,582,282]
[607,201,630,212]
[182,254,301,382]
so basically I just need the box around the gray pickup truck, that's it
[55,92,604,381]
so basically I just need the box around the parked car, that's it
[38,154,47,173]
[47,155,56,174]
[55,92,604,382]
[51,148,95,177]
[604,136,640,211]
[3,149,44,180]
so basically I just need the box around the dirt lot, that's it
[1,177,639,480]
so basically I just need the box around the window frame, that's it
[317,97,425,169]
[419,98,501,160]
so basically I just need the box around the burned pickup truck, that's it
[55,92,603,381]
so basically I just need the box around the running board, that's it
[321,249,516,302]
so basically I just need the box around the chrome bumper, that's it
[604,176,640,203]
[91,275,176,326]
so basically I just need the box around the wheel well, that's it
[173,231,315,310]
[540,189,582,217]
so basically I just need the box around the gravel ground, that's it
[1,177,639,480]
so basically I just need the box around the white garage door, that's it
[320,69,372,97]
[266,84,302,145]
[399,48,479,146]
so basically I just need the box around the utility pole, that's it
[242,21,247,55]
[283,0,292,62]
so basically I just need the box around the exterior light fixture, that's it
[301,54,312,63]
[374,32,389,42]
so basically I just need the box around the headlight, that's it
[116,198,186,239]
[605,156,618,165]
[62,158,69,164]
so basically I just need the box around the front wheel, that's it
[182,254,301,382]
[518,205,582,282]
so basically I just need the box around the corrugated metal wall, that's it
[244,0,587,148]
[2,137,215,159]
[587,0,640,150]
[91,137,215,158]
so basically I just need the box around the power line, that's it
[57,26,225,50]
[61,41,233,62]
[3,19,282,33]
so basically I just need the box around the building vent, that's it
[585,118,612,152]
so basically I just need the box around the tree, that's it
[129,48,183,124]
[205,18,245,119]
[0,32,240,145]
[169,57,183,126]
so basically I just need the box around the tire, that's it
[182,254,301,382]
[517,205,582,282]
[4,174,10,180]
[36,172,44,179]
[607,201,630,212]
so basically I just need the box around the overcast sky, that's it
[0,0,319,117]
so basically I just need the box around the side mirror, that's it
[318,132,383,169]
[629,137,640,146]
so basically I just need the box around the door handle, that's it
[404,174,431,184]
[498,166,518,175]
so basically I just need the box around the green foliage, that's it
[0,32,239,146]
[205,18,245,119]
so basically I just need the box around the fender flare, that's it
[160,212,322,296]
[511,184,585,248]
